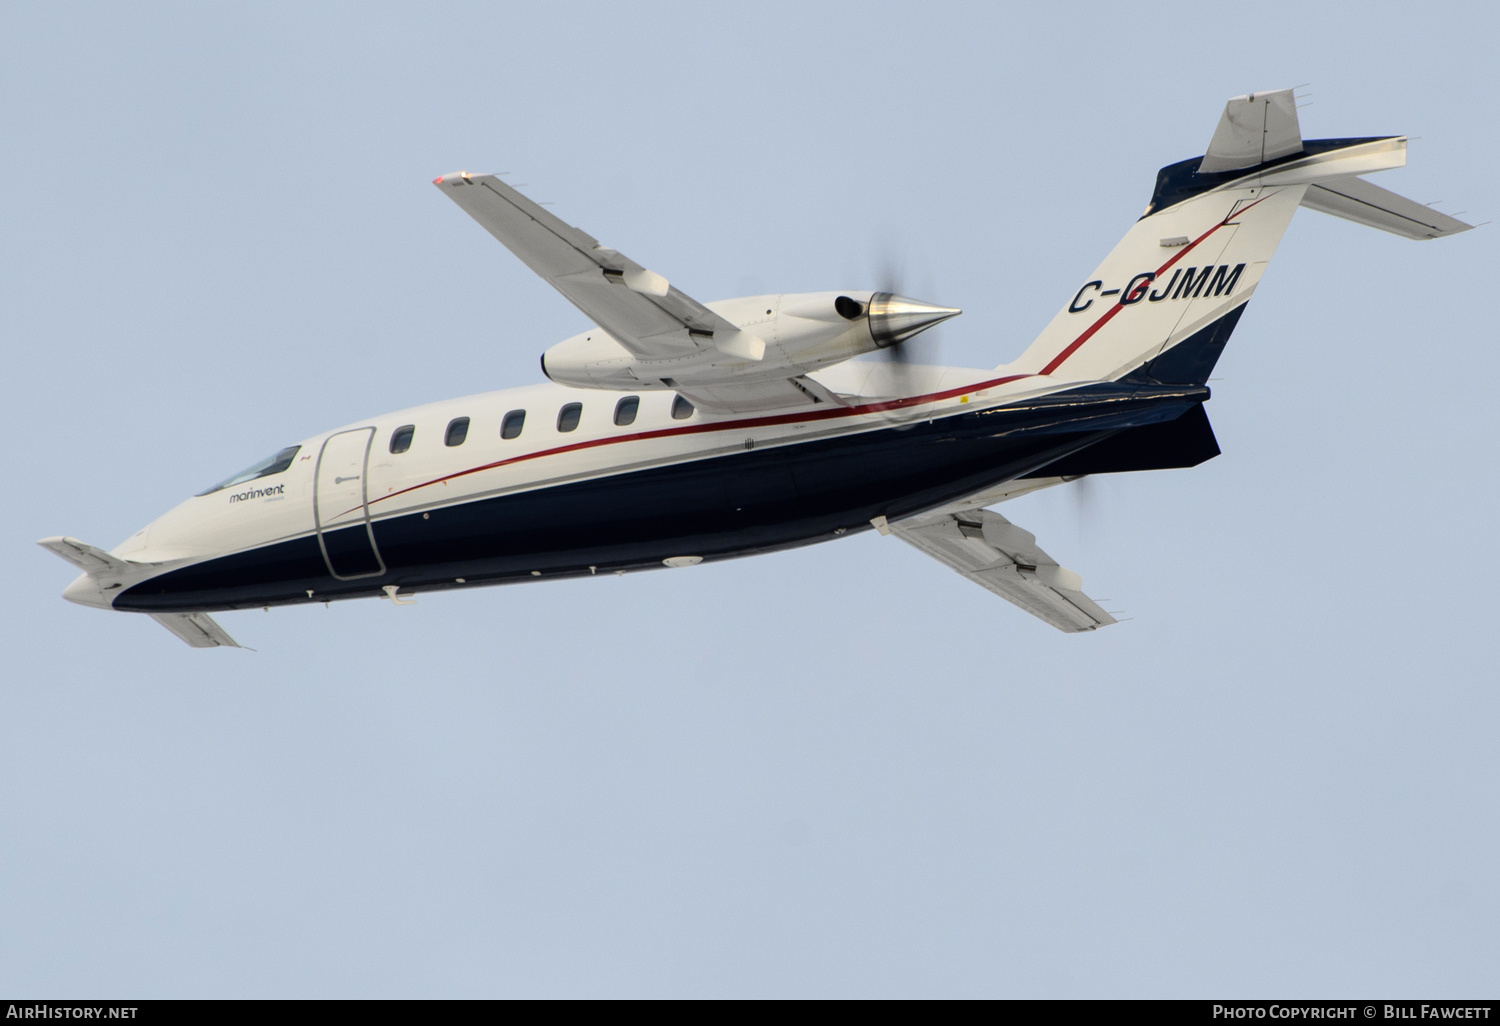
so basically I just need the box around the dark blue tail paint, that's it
[1124,303,1247,387]
[1141,137,1395,217]
[1022,403,1219,478]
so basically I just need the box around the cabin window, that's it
[671,395,695,420]
[557,402,583,432]
[501,409,526,439]
[614,395,640,427]
[445,417,470,447]
[389,424,415,454]
[196,445,301,496]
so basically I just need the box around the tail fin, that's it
[1008,89,1473,384]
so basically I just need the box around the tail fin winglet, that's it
[1200,89,1303,173]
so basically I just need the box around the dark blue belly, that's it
[115,383,1206,613]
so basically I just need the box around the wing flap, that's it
[434,172,740,358]
[905,478,1071,521]
[671,375,827,415]
[890,510,1116,633]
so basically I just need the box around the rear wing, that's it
[882,510,1117,633]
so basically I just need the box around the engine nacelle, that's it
[540,291,958,391]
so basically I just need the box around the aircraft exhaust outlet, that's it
[867,293,962,349]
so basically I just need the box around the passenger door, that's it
[314,428,386,579]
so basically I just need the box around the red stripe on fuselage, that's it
[1038,192,1272,377]
[349,195,1274,519]
[355,372,1035,516]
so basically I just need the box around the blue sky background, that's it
[3,1,1497,997]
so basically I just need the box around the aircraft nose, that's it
[62,572,110,609]
[867,293,962,348]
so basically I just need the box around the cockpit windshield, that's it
[197,445,301,496]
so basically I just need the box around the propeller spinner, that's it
[866,292,962,349]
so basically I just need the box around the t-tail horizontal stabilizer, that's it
[882,510,1116,633]
[1199,89,1473,239]
[1009,87,1473,383]
[1300,174,1473,240]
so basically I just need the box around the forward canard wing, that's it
[881,510,1117,633]
[38,536,242,649]
[149,613,242,649]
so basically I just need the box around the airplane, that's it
[41,89,1474,648]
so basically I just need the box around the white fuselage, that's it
[99,360,1075,598]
